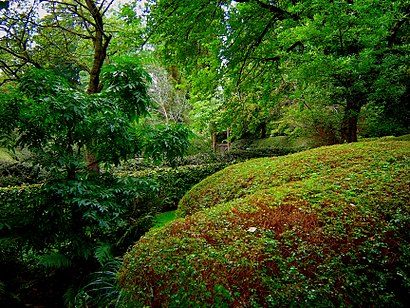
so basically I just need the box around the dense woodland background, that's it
[0,0,409,306]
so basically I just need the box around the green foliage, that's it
[0,174,158,256]
[146,0,410,143]
[0,160,45,187]
[0,59,196,305]
[141,123,194,165]
[0,148,12,161]
[1,69,136,176]
[38,253,71,269]
[115,163,228,211]
[101,56,152,119]
[66,258,133,308]
[150,211,177,230]
[280,97,343,145]
[119,139,410,306]
[361,101,410,137]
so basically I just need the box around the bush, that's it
[0,175,158,306]
[228,136,312,160]
[119,139,410,306]
[0,160,46,187]
[115,163,228,211]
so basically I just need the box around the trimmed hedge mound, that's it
[119,140,410,307]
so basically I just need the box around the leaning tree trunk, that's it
[341,101,362,143]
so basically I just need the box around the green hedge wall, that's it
[115,163,228,211]
[0,160,45,187]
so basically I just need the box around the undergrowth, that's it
[119,139,410,307]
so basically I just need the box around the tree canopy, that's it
[144,0,410,141]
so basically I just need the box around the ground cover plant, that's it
[119,138,410,306]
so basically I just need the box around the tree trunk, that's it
[86,149,100,173]
[212,132,217,151]
[84,0,112,173]
[260,122,267,138]
[86,27,110,95]
[341,101,362,143]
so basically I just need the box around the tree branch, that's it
[233,0,299,21]
[45,0,97,27]
[101,0,115,17]
[286,40,304,53]
[237,16,276,85]
[0,46,42,69]
[44,23,94,40]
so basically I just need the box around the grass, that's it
[119,138,410,307]
[150,210,177,230]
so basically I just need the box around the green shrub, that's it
[0,160,46,187]
[119,140,410,306]
[115,163,228,211]
[226,136,312,162]
[114,136,309,173]
[0,175,158,306]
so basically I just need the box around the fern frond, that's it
[94,242,113,266]
[38,252,71,268]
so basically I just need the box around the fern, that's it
[38,252,71,268]
[63,286,90,308]
[94,242,113,266]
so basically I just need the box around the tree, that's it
[147,63,190,124]
[143,0,299,141]
[281,0,410,142]
[0,0,118,170]
[1,56,151,176]
[144,0,410,143]
[0,0,43,84]
[0,57,191,306]
[0,2,194,305]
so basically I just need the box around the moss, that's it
[119,139,410,307]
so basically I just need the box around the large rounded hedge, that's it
[119,140,410,307]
